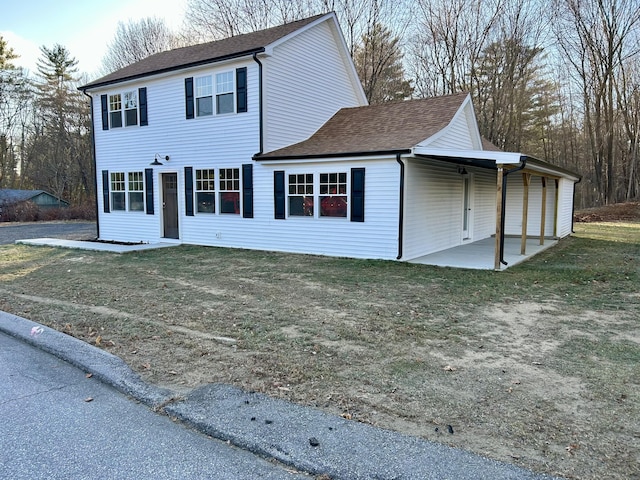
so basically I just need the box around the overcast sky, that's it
[1,0,188,78]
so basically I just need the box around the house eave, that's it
[413,147,580,180]
[79,48,265,92]
[253,149,412,162]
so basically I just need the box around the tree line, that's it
[1,0,639,208]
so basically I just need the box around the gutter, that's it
[571,175,582,233]
[82,90,100,240]
[396,154,405,260]
[252,53,264,156]
[499,156,528,266]
[254,149,412,162]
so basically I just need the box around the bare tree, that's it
[101,17,180,74]
[553,0,640,205]
[408,0,504,97]
[183,0,320,41]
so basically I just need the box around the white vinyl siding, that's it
[420,101,482,150]
[402,158,497,261]
[182,158,399,260]
[403,159,463,260]
[93,60,260,243]
[504,175,558,238]
[262,20,365,153]
[557,178,575,238]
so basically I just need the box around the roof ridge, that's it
[81,12,331,90]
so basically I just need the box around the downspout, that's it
[571,176,582,233]
[396,154,405,260]
[499,156,527,265]
[82,90,100,240]
[252,53,264,156]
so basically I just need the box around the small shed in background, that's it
[0,189,69,220]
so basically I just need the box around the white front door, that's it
[462,174,473,241]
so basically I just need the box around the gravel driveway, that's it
[0,221,97,245]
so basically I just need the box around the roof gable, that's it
[258,92,470,159]
[80,13,329,90]
[416,93,483,150]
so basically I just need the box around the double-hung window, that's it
[128,172,144,211]
[219,168,240,214]
[195,169,216,213]
[124,91,138,126]
[195,76,213,117]
[320,173,348,217]
[288,174,314,216]
[109,94,122,128]
[216,72,234,114]
[110,172,125,210]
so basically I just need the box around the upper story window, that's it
[185,67,247,120]
[216,72,234,114]
[124,91,138,126]
[109,94,122,128]
[104,89,146,129]
[195,76,213,117]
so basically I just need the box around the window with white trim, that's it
[216,71,234,114]
[195,169,215,213]
[109,94,122,128]
[128,172,144,211]
[110,172,125,210]
[319,172,348,217]
[195,76,213,117]
[219,168,240,214]
[124,91,138,126]
[288,174,314,216]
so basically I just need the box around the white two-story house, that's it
[80,12,580,270]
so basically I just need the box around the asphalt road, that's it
[0,331,309,480]
[0,221,97,245]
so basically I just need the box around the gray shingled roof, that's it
[258,93,471,159]
[80,14,327,90]
[0,189,68,205]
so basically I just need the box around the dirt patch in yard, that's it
[0,205,639,480]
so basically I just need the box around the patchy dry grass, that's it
[0,218,638,480]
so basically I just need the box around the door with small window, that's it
[162,173,179,239]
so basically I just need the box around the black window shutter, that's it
[242,163,253,218]
[139,87,148,126]
[274,171,285,219]
[102,170,110,213]
[350,168,365,222]
[145,168,154,214]
[185,77,194,119]
[236,67,247,113]
[100,95,109,130]
[185,166,194,216]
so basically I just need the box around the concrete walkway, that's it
[16,238,177,253]
[0,311,562,480]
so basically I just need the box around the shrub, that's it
[0,201,96,222]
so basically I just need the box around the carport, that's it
[412,147,580,270]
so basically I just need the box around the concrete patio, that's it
[409,236,558,270]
